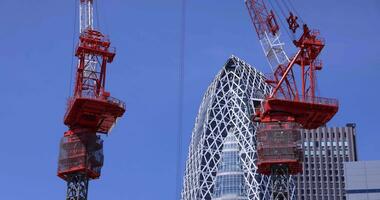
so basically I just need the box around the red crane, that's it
[57,1,125,199]
[245,0,338,199]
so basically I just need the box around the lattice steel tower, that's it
[181,56,296,200]
[57,1,125,199]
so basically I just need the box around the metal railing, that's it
[268,95,339,107]
[106,96,126,110]
[64,95,126,120]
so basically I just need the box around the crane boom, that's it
[245,0,289,71]
[245,0,338,128]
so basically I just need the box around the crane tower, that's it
[245,0,339,199]
[57,1,125,199]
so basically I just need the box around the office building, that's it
[296,123,358,200]
[344,160,380,200]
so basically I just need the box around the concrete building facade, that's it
[344,160,380,200]
[296,124,358,200]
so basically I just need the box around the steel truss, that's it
[66,174,89,200]
[259,32,289,72]
[269,166,296,200]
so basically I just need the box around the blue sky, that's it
[0,0,379,199]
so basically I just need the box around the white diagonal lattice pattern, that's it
[181,55,296,200]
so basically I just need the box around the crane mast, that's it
[57,1,125,200]
[245,0,339,199]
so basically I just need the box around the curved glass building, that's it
[181,56,296,200]
[212,131,248,200]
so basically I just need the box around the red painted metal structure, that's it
[58,28,125,180]
[246,0,339,176]
[57,1,125,198]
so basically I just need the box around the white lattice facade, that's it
[181,55,297,200]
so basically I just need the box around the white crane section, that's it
[79,0,94,33]
[78,0,98,97]
[244,0,290,72]
[260,32,290,72]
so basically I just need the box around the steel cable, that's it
[268,0,294,41]
[176,0,187,199]
[95,0,100,30]
[286,0,304,24]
